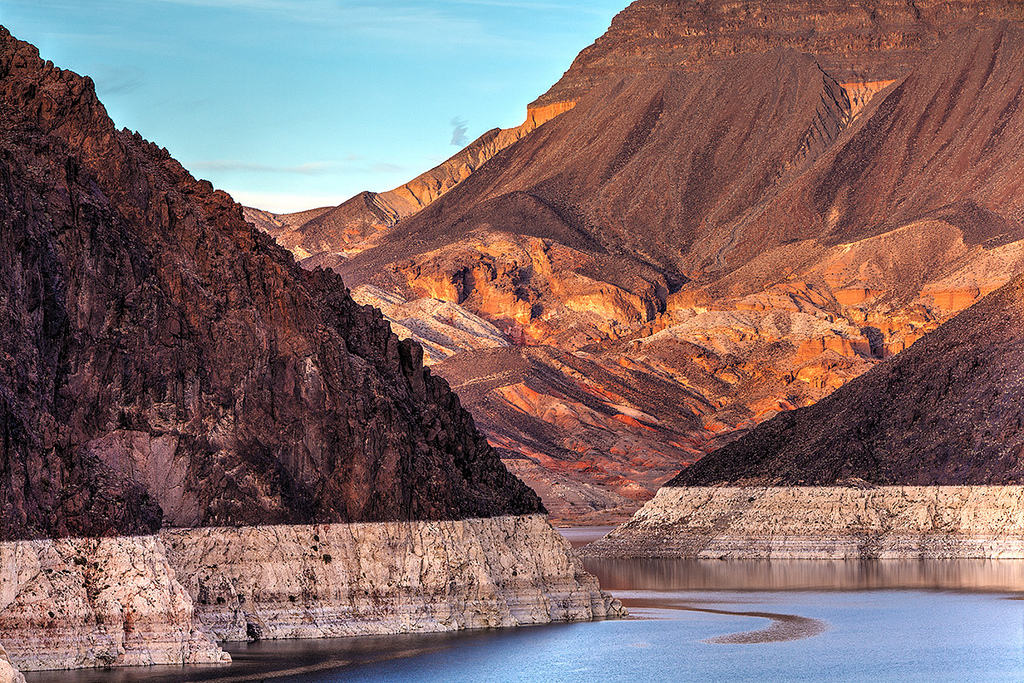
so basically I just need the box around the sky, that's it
[0,0,624,212]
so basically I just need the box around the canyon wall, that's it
[0,643,24,683]
[163,515,622,641]
[584,486,1024,559]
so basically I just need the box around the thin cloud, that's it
[450,117,469,147]
[189,159,408,176]
[91,64,145,95]
[138,0,532,49]
[190,160,344,175]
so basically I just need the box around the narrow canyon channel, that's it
[26,528,1024,682]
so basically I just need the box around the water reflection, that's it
[584,557,1024,593]
[23,632,479,683]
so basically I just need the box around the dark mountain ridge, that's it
[0,26,541,542]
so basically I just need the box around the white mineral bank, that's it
[584,486,1024,559]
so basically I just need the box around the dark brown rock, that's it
[0,27,542,542]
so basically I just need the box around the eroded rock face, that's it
[0,25,542,542]
[0,536,227,671]
[584,486,1024,559]
[162,515,623,641]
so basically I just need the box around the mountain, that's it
[0,27,621,673]
[250,2,1024,523]
[240,100,575,266]
[583,275,1024,559]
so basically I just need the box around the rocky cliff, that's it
[0,25,541,541]
[0,26,618,672]
[0,517,621,671]
[163,515,621,641]
[534,0,1024,108]
[0,537,228,670]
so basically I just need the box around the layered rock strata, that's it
[583,486,1024,559]
[163,515,622,641]
[0,536,227,671]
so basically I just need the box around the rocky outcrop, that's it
[0,25,543,542]
[0,515,623,672]
[0,536,226,671]
[163,515,622,641]
[583,486,1024,559]
[534,0,1024,108]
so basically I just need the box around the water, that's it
[25,528,1024,682]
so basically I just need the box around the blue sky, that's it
[0,0,624,212]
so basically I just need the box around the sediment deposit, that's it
[583,486,1024,559]
[163,514,623,641]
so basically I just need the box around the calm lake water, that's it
[26,527,1024,682]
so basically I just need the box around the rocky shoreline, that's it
[582,486,1024,559]
[0,515,621,674]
